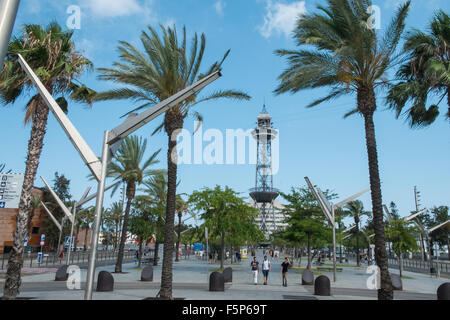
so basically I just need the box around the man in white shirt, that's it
[262,255,271,285]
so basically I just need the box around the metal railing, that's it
[388,258,450,275]
[1,250,135,270]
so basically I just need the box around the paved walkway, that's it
[0,251,448,300]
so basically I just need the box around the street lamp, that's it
[17,54,222,300]
[305,177,369,282]
[0,0,20,70]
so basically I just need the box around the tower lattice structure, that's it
[249,105,279,240]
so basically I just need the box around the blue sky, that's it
[1,0,449,227]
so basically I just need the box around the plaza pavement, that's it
[0,250,448,300]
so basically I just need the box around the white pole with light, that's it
[0,0,20,70]
[17,53,222,300]
[305,177,369,282]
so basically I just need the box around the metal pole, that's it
[67,206,77,265]
[56,217,65,259]
[332,206,337,282]
[0,0,20,70]
[84,131,109,300]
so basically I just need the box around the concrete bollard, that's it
[301,269,314,285]
[141,265,153,282]
[390,273,403,291]
[96,271,114,292]
[55,265,69,281]
[209,272,225,292]
[314,275,331,296]
[437,282,450,300]
[223,267,232,283]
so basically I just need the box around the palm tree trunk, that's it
[153,240,159,266]
[399,250,403,278]
[307,232,312,270]
[220,232,225,270]
[359,87,392,300]
[138,239,143,268]
[160,118,182,299]
[356,223,360,267]
[83,227,89,251]
[175,214,181,262]
[3,99,49,300]
[115,193,133,273]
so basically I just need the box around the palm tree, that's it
[104,202,124,252]
[80,208,95,251]
[0,22,95,300]
[274,0,411,300]
[344,200,370,267]
[0,163,11,173]
[106,135,160,273]
[387,10,450,127]
[140,171,168,266]
[94,24,251,298]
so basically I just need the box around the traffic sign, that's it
[40,234,45,246]
[24,236,28,246]
[64,236,75,249]
[37,252,42,264]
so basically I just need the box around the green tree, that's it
[429,206,449,254]
[386,219,419,277]
[0,22,95,300]
[129,196,157,268]
[344,200,370,266]
[279,187,331,270]
[139,171,168,266]
[106,136,160,273]
[189,186,263,270]
[274,0,411,299]
[387,10,450,127]
[95,24,251,299]
[175,194,189,262]
[102,202,124,251]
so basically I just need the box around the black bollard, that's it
[55,265,69,281]
[437,282,450,300]
[302,269,314,285]
[209,272,225,292]
[223,267,232,283]
[96,271,114,292]
[141,266,153,282]
[314,275,331,296]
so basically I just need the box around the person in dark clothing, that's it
[280,257,291,287]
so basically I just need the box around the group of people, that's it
[250,255,291,287]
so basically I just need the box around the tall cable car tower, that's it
[249,105,279,240]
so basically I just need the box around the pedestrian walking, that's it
[281,257,291,287]
[250,256,259,285]
[135,250,139,264]
[262,255,271,285]
[59,250,64,264]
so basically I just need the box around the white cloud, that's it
[80,0,143,18]
[259,1,307,38]
[214,1,226,16]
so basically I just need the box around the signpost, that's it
[0,173,24,209]
[305,176,369,282]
